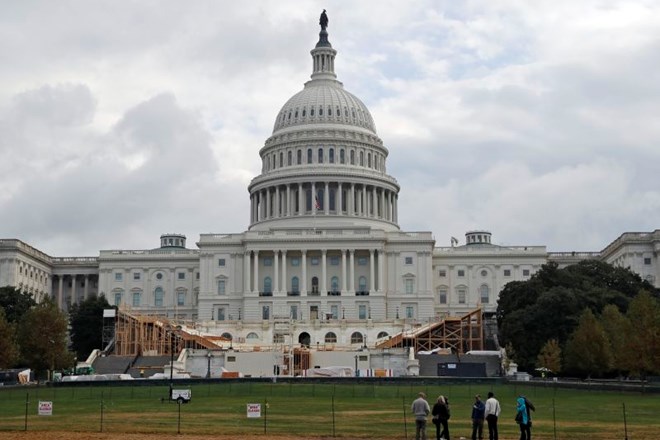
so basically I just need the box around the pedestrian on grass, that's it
[471,394,485,440]
[431,395,451,440]
[484,391,501,440]
[515,396,529,440]
[521,396,535,439]
[412,391,431,440]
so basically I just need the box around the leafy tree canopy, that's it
[497,260,656,371]
[0,286,36,323]
[69,294,112,359]
[0,309,19,369]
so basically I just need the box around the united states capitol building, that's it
[1,16,659,350]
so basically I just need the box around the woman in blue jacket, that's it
[515,397,529,440]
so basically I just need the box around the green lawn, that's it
[0,381,657,439]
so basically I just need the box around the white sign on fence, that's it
[246,403,261,418]
[38,401,53,416]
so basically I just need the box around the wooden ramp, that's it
[114,309,223,356]
[376,309,483,354]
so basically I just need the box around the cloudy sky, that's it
[1,0,659,256]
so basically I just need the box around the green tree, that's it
[17,298,73,379]
[0,286,36,323]
[600,304,628,373]
[69,294,112,359]
[536,338,561,375]
[620,291,660,377]
[564,308,612,377]
[0,309,19,368]
[497,260,655,371]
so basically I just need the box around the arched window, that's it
[325,332,337,343]
[292,276,299,294]
[350,332,364,344]
[264,277,272,294]
[279,152,283,168]
[329,148,335,163]
[340,149,345,164]
[311,276,319,294]
[377,331,389,339]
[359,151,364,166]
[480,285,490,304]
[358,276,367,292]
[132,290,141,307]
[307,148,313,164]
[113,289,123,306]
[319,106,323,116]
[154,287,164,307]
[367,153,372,168]
[287,151,292,166]
[318,148,324,163]
[246,332,259,340]
[331,276,339,292]
[297,149,302,165]
[350,150,355,165]
[221,332,233,340]
[329,188,336,211]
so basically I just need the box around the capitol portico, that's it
[1,13,659,350]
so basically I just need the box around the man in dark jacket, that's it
[471,394,486,440]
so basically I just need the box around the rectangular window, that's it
[644,257,652,265]
[358,304,367,319]
[438,288,447,304]
[291,257,300,267]
[290,305,298,320]
[330,305,339,319]
[177,292,185,306]
[330,256,340,266]
[406,306,414,319]
[438,269,446,277]
[457,269,465,277]
[178,272,185,280]
[404,257,413,265]
[311,257,320,266]
[263,257,273,267]
[217,280,226,295]
[114,292,122,305]
[132,292,140,307]
[358,257,368,266]
[262,305,270,320]
[504,269,511,277]
[133,272,141,281]
[405,279,414,294]
[218,258,226,267]
[217,308,225,321]
[115,272,123,281]
[196,272,200,280]
[458,288,466,304]
[523,269,530,276]
[155,291,163,307]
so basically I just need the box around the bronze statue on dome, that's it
[320,9,328,30]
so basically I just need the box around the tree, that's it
[536,338,561,375]
[620,291,660,377]
[0,286,36,323]
[600,304,628,373]
[17,298,73,379]
[0,309,19,368]
[497,260,656,371]
[564,308,612,377]
[69,294,112,359]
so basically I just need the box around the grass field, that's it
[0,381,657,439]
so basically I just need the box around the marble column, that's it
[321,249,327,295]
[253,251,259,294]
[301,250,307,295]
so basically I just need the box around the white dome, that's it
[272,79,377,135]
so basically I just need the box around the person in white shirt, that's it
[484,391,501,440]
[411,391,431,440]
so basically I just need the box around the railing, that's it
[287,291,300,296]
[355,291,370,296]
[327,291,341,296]
[259,292,273,297]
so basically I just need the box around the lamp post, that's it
[354,354,358,377]
[206,351,213,379]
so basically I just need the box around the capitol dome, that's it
[247,13,400,232]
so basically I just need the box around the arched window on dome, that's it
[307,148,313,164]
[306,188,312,211]
[288,111,292,120]
[359,151,364,166]
[297,149,302,165]
[367,153,372,168]
[302,108,306,118]
[272,153,276,169]
[311,107,315,117]
[329,188,336,211]
[340,148,345,164]
[287,151,292,166]
[318,148,324,163]
[352,108,356,119]
[319,106,323,116]
[279,152,283,168]
[329,148,334,163]
[336,106,341,117]
[294,109,298,118]
[344,106,348,121]
[266,156,270,171]
[328,106,332,116]
[350,150,355,165]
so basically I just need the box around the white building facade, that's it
[1,19,659,347]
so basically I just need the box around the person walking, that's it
[522,396,535,439]
[484,391,501,440]
[412,391,431,440]
[515,396,529,440]
[471,394,486,440]
[432,395,451,440]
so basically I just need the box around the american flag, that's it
[314,196,321,210]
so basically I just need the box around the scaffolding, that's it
[376,308,483,354]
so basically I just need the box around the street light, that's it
[206,351,214,379]
[167,324,182,400]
